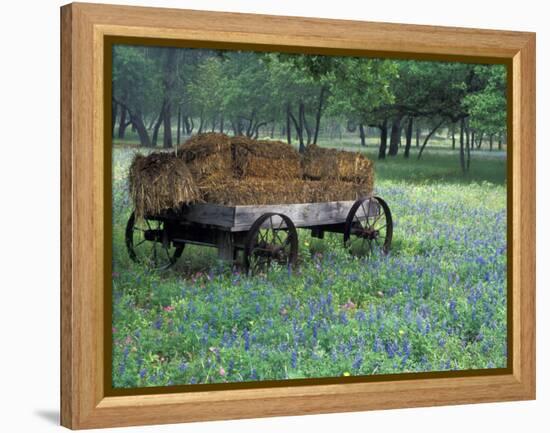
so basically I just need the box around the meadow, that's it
[111,143,507,388]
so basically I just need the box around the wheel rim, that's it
[344,196,393,257]
[125,212,183,270]
[244,213,298,275]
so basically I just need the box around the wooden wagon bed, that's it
[181,200,369,232]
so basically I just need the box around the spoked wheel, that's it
[343,196,393,257]
[125,212,184,270]
[244,213,298,275]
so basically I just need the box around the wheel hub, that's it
[255,242,285,258]
[144,229,163,242]
[354,227,379,240]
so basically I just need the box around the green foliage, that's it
[391,61,472,118]
[112,45,161,114]
[220,52,275,126]
[186,56,227,121]
[325,58,398,124]
[112,45,507,156]
[463,65,507,137]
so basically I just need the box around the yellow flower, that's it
[399,329,405,336]
[304,241,310,247]
[343,372,351,377]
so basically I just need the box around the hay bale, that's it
[201,178,368,206]
[178,133,233,184]
[179,134,302,181]
[231,136,302,180]
[129,152,200,220]
[302,144,374,194]
[309,180,369,203]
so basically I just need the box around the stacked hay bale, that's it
[302,144,374,195]
[230,135,302,180]
[178,132,233,185]
[128,152,200,220]
[128,133,374,213]
[201,178,365,206]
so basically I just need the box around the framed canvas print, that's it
[60,2,536,429]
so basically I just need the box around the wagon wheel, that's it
[125,212,184,270]
[344,196,393,257]
[244,213,298,275]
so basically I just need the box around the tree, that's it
[215,52,275,139]
[462,65,507,151]
[186,56,227,136]
[380,61,473,159]
[112,46,161,147]
[325,57,398,158]
[262,54,333,151]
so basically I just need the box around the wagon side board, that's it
[182,200,379,231]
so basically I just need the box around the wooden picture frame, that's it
[60,2,536,429]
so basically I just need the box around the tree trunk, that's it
[151,103,165,147]
[498,134,502,150]
[176,106,181,146]
[220,113,224,134]
[183,116,192,135]
[459,117,466,173]
[489,133,494,151]
[466,134,471,169]
[388,114,403,156]
[111,101,118,138]
[404,116,414,158]
[130,111,151,147]
[302,103,312,145]
[466,119,471,169]
[313,86,327,145]
[470,130,475,149]
[147,114,157,131]
[198,110,204,134]
[359,124,366,147]
[117,107,129,139]
[112,97,151,146]
[253,122,267,140]
[378,119,388,160]
[117,89,130,139]
[476,132,484,149]
[211,114,217,132]
[417,120,445,159]
[299,102,305,146]
[162,102,173,149]
[289,105,305,153]
[451,122,456,150]
[270,122,275,139]
[246,109,256,137]
[286,103,292,145]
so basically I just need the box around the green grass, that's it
[111,145,507,388]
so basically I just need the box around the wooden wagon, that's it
[125,196,393,274]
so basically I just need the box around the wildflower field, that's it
[111,146,507,388]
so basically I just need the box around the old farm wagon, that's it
[125,133,393,274]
